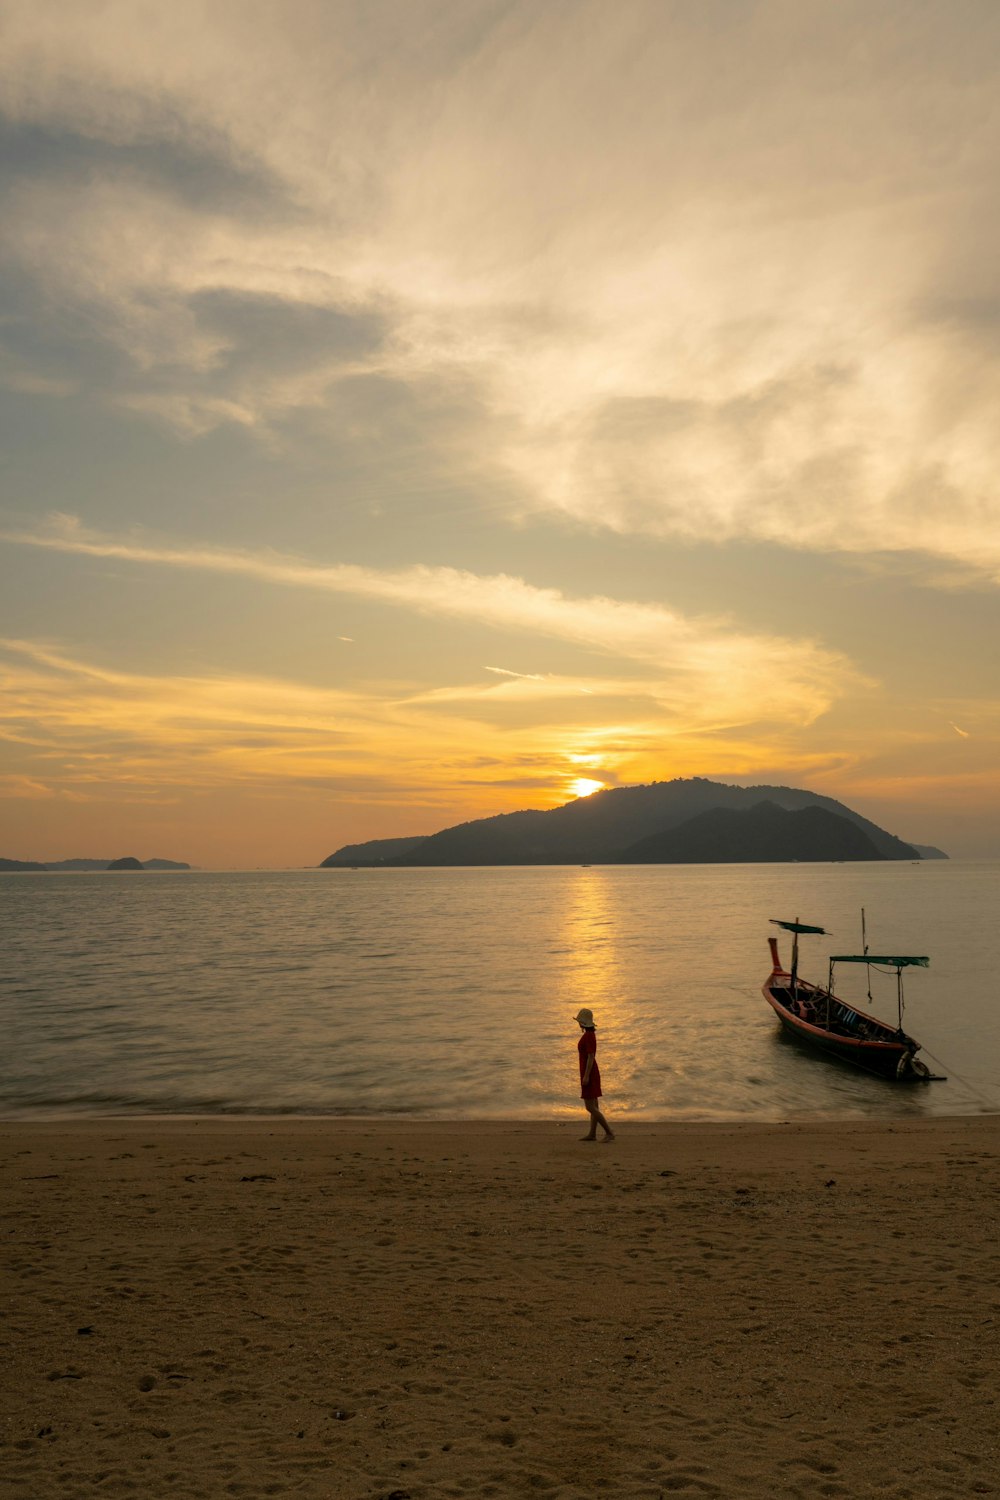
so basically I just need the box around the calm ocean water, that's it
[3,863,1000,1122]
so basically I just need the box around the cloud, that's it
[483,665,546,681]
[0,634,453,800]
[0,515,865,731]
[401,674,647,710]
[0,772,54,799]
[10,626,996,861]
[0,114,293,219]
[2,2,1000,576]
[0,631,875,837]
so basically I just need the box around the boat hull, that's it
[762,971,928,1081]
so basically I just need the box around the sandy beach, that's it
[2,1116,999,1499]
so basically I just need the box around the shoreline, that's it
[4,1115,999,1498]
[4,1109,986,1125]
[2,1096,998,1125]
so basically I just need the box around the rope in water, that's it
[915,1046,1000,1111]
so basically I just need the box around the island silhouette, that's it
[0,857,191,872]
[321,777,947,867]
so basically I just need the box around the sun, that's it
[569,777,605,799]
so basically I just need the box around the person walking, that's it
[575,1008,614,1141]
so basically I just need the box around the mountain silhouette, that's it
[621,800,894,862]
[321,777,924,866]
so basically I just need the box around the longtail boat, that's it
[764,918,935,1081]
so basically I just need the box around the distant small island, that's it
[320,777,945,867]
[0,856,192,872]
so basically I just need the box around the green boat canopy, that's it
[770,919,827,935]
[829,954,929,968]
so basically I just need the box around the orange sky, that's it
[2,1,1000,864]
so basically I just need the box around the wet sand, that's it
[2,1115,999,1499]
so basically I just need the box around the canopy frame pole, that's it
[790,917,799,998]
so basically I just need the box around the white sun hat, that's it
[574,1008,597,1028]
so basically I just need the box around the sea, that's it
[3,862,1000,1123]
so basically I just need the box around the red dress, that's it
[578,1029,602,1100]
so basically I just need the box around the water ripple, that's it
[3,863,1000,1119]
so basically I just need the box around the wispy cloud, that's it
[483,665,546,681]
[0,635,488,801]
[0,634,821,814]
[1,515,864,730]
[7,630,997,860]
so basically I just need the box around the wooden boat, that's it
[763,918,935,1081]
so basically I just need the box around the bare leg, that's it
[581,1099,614,1141]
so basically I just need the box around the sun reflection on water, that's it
[534,869,647,1119]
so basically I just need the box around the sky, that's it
[2,0,999,868]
